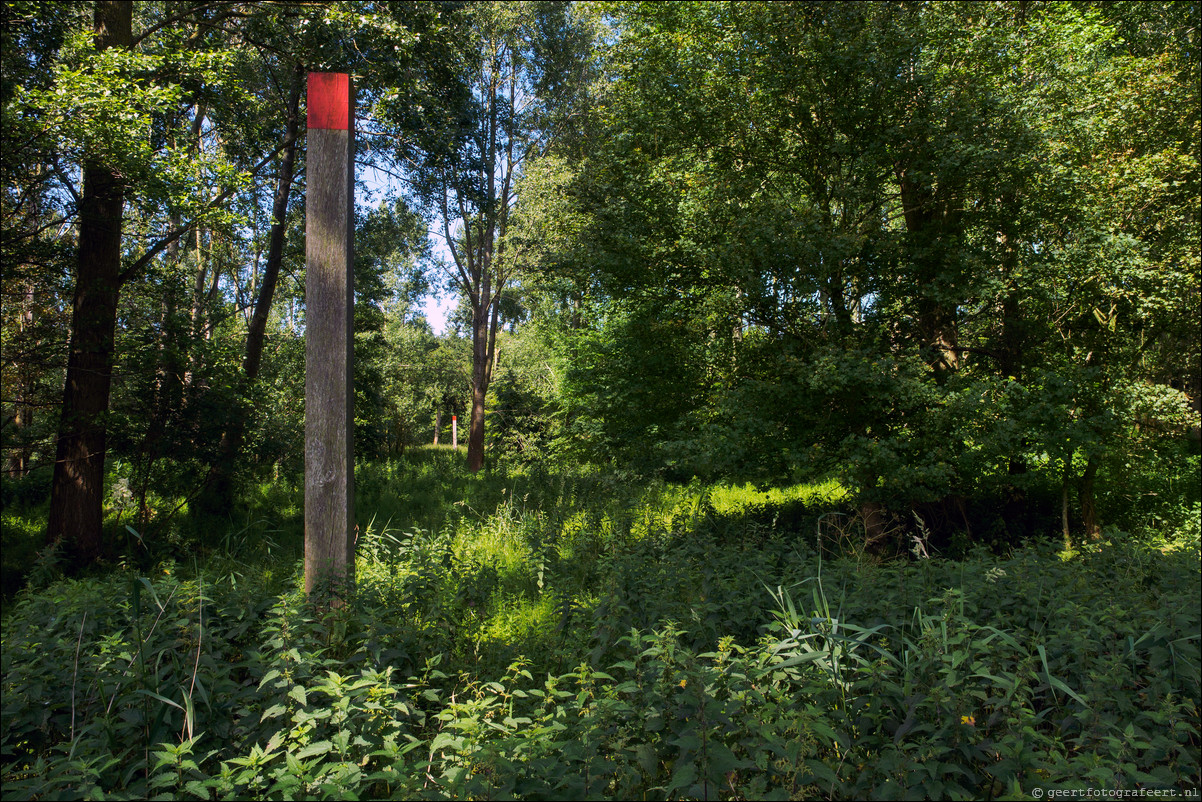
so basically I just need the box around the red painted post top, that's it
[308,72,350,130]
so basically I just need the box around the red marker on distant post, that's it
[305,72,354,597]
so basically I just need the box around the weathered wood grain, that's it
[304,74,355,596]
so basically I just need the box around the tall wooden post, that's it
[305,73,355,595]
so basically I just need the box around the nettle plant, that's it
[2,483,1198,800]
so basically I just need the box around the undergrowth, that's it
[2,451,1199,800]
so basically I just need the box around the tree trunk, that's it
[135,234,179,526]
[5,282,36,478]
[200,69,302,513]
[182,225,205,395]
[467,293,490,473]
[995,229,1030,542]
[47,0,132,564]
[243,69,302,382]
[465,67,501,475]
[1080,454,1101,540]
[1060,459,1072,550]
[897,168,960,379]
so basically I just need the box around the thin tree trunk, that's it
[1080,454,1101,540]
[897,168,960,378]
[487,293,501,388]
[467,290,490,473]
[148,104,204,420]
[5,161,48,478]
[47,0,132,564]
[5,282,36,478]
[181,104,212,397]
[466,66,501,475]
[243,70,302,380]
[135,218,180,525]
[201,69,302,512]
[996,227,1030,542]
[1061,458,1072,550]
[182,225,205,395]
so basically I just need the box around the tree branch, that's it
[118,133,298,284]
[130,1,243,48]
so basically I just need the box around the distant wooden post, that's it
[305,72,355,596]
[452,414,458,449]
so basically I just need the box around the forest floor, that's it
[2,446,1199,799]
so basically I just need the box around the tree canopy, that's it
[1,3,1199,799]
[0,0,1197,564]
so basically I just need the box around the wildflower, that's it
[679,678,687,688]
[961,715,975,726]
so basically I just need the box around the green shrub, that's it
[3,464,1198,799]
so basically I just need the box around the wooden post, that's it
[452,414,458,449]
[305,72,355,596]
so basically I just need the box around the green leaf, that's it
[429,732,463,753]
[184,779,211,799]
[135,688,183,711]
[634,743,659,775]
[804,758,841,787]
[261,703,287,720]
[665,761,697,795]
[296,740,332,760]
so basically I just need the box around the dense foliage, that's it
[2,1,1199,799]
[521,1,1200,539]
[3,451,1200,799]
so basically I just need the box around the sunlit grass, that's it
[707,477,849,515]
[3,452,1198,799]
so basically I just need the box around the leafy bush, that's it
[3,464,1198,799]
